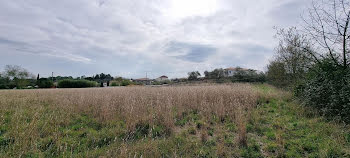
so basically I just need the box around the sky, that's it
[0,0,312,79]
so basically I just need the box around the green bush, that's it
[121,80,131,86]
[110,82,118,86]
[110,79,132,87]
[152,81,162,85]
[299,59,350,123]
[37,79,54,88]
[0,84,8,89]
[58,79,97,88]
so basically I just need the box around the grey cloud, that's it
[166,41,217,62]
[0,0,312,78]
[0,37,26,46]
[267,0,312,26]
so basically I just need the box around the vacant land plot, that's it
[0,84,349,157]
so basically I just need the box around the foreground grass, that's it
[246,85,350,157]
[0,85,256,157]
[0,84,349,157]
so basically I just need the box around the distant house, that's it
[132,78,152,85]
[224,67,256,77]
[155,75,169,82]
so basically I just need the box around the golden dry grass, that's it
[0,84,258,157]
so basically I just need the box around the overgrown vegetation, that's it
[0,65,35,89]
[0,84,348,157]
[297,59,350,123]
[267,0,350,123]
[0,84,257,157]
[57,79,97,88]
[37,78,54,88]
[249,85,350,157]
[110,77,133,86]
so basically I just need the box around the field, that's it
[0,84,349,157]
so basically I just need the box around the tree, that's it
[203,69,225,79]
[188,71,201,81]
[0,73,10,89]
[266,61,289,87]
[210,68,225,79]
[273,28,314,84]
[204,71,210,79]
[3,65,31,80]
[303,0,350,68]
[37,78,54,88]
[100,73,106,80]
[2,65,33,88]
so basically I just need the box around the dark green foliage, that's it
[131,122,150,140]
[93,73,113,83]
[58,79,97,88]
[266,61,290,87]
[110,82,118,86]
[121,80,131,86]
[0,84,8,89]
[110,79,132,86]
[204,68,266,83]
[204,68,225,79]
[231,70,266,83]
[175,110,200,126]
[187,71,201,81]
[151,125,169,138]
[0,76,9,89]
[37,78,54,88]
[241,141,263,158]
[299,59,350,123]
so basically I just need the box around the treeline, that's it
[187,68,266,83]
[0,65,35,89]
[266,0,350,123]
[0,66,116,89]
[57,79,97,88]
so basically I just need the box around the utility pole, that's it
[146,72,148,79]
[52,72,54,82]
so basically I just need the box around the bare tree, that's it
[303,0,350,68]
[275,27,314,80]
[3,65,32,80]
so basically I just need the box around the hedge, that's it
[58,79,97,88]
[298,59,350,123]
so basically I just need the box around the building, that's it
[155,75,169,82]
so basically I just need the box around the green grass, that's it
[1,84,349,157]
[247,84,350,157]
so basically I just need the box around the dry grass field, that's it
[0,84,258,157]
[0,84,349,157]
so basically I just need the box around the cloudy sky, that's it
[0,0,311,78]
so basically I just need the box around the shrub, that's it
[0,84,8,89]
[110,82,118,87]
[152,81,162,85]
[110,79,132,87]
[58,79,97,88]
[37,79,54,88]
[121,80,131,86]
[299,59,350,123]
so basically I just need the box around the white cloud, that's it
[0,0,312,78]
